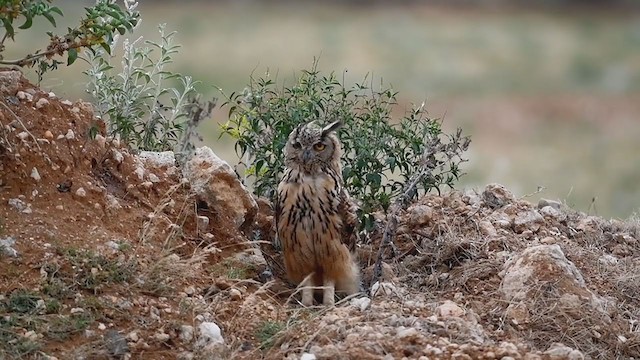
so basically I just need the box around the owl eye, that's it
[313,143,326,151]
[292,142,302,149]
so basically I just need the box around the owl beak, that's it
[302,149,313,162]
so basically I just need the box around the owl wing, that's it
[338,186,360,252]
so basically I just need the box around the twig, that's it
[370,145,435,288]
[0,99,42,152]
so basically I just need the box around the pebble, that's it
[16,91,33,102]
[75,187,86,197]
[17,131,29,140]
[180,325,195,342]
[65,129,75,140]
[229,288,242,301]
[95,134,106,148]
[35,98,49,108]
[0,237,18,257]
[30,167,41,181]
[44,130,53,139]
[437,300,465,318]
[113,149,124,163]
[198,322,224,345]
[154,332,170,342]
[126,331,139,342]
[350,297,371,312]
[61,99,73,106]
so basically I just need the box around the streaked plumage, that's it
[275,120,360,306]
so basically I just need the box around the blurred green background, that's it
[5,0,640,219]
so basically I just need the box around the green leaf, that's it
[42,12,56,27]
[3,18,14,39]
[100,42,111,55]
[67,48,78,66]
[18,15,33,30]
[50,7,64,16]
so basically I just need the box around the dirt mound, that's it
[1,72,639,359]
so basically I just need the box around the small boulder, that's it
[183,147,257,231]
[513,209,544,233]
[436,300,465,318]
[544,343,585,360]
[0,70,22,94]
[482,183,515,209]
[197,322,224,346]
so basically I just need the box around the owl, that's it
[275,120,361,306]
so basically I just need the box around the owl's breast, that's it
[276,170,343,255]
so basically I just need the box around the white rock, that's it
[134,166,145,180]
[61,100,73,106]
[598,254,619,266]
[95,134,106,148]
[350,297,371,312]
[48,92,56,98]
[138,151,176,168]
[127,331,139,342]
[0,237,18,257]
[75,187,86,197]
[197,322,224,345]
[370,282,400,298]
[8,198,31,213]
[0,70,22,94]
[35,98,49,109]
[180,325,195,342]
[513,210,544,233]
[482,183,515,209]
[17,90,33,102]
[500,244,610,325]
[228,288,242,301]
[196,216,210,232]
[479,220,497,237]
[30,167,41,182]
[70,308,85,314]
[397,327,419,338]
[544,342,584,360]
[148,173,160,183]
[65,129,75,140]
[106,194,121,210]
[539,205,566,221]
[112,149,124,164]
[407,204,433,226]
[182,147,257,230]
[436,300,465,318]
[538,198,563,210]
[17,131,29,140]
[154,332,170,342]
[98,323,107,330]
[300,353,317,360]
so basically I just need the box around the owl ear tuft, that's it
[321,120,343,137]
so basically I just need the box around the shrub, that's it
[83,21,215,159]
[0,0,139,81]
[221,61,471,229]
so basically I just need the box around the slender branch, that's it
[0,100,42,152]
[0,42,85,67]
[370,142,436,288]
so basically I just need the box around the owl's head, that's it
[284,120,343,174]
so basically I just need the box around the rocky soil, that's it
[1,70,639,360]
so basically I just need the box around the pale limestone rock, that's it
[183,147,257,231]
